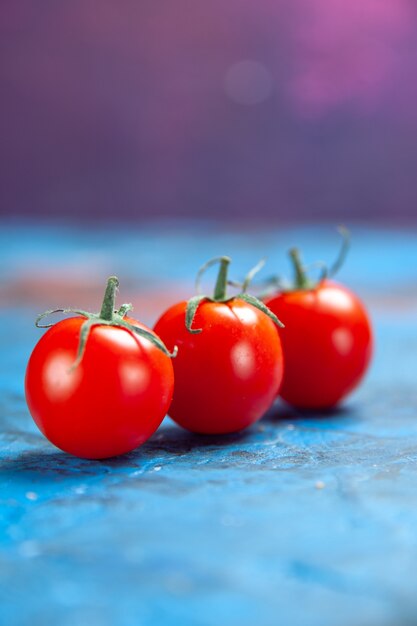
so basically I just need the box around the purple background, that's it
[1,0,417,222]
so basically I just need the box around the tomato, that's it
[154,257,284,434]
[264,233,373,409]
[25,277,175,459]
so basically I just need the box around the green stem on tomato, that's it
[100,276,119,321]
[36,275,176,368]
[289,248,311,290]
[328,225,350,278]
[213,257,231,301]
[185,255,284,335]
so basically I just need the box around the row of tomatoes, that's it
[25,238,373,459]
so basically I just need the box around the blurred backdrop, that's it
[3,7,417,625]
[1,0,417,223]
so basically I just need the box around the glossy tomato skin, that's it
[265,280,372,409]
[25,316,174,459]
[154,299,284,434]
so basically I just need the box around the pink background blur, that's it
[1,1,417,222]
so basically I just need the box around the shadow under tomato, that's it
[263,399,354,424]
[0,422,254,480]
[0,448,126,480]
[143,422,253,457]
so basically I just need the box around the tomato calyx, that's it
[263,226,350,295]
[35,276,177,368]
[185,256,285,334]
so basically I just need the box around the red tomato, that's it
[25,277,174,459]
[154,257,284,434]
[264,238,373,409]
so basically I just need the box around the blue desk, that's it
[1,222,417,626]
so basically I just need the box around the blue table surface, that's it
[1,221,417,626]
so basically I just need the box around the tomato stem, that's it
[185,256,284,333]
[213,257,231,301]
[289,248,311,289]
[34,276,177,368]
[99,276,119,321]
[328,225,350,278]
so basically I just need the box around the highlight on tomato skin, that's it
[24,277,175,460]
[263,230,373,410]
[154,256,285,435]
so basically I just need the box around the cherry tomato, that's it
[154,257,284,434]
[25,277,175,459]
[264,233,373,409]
